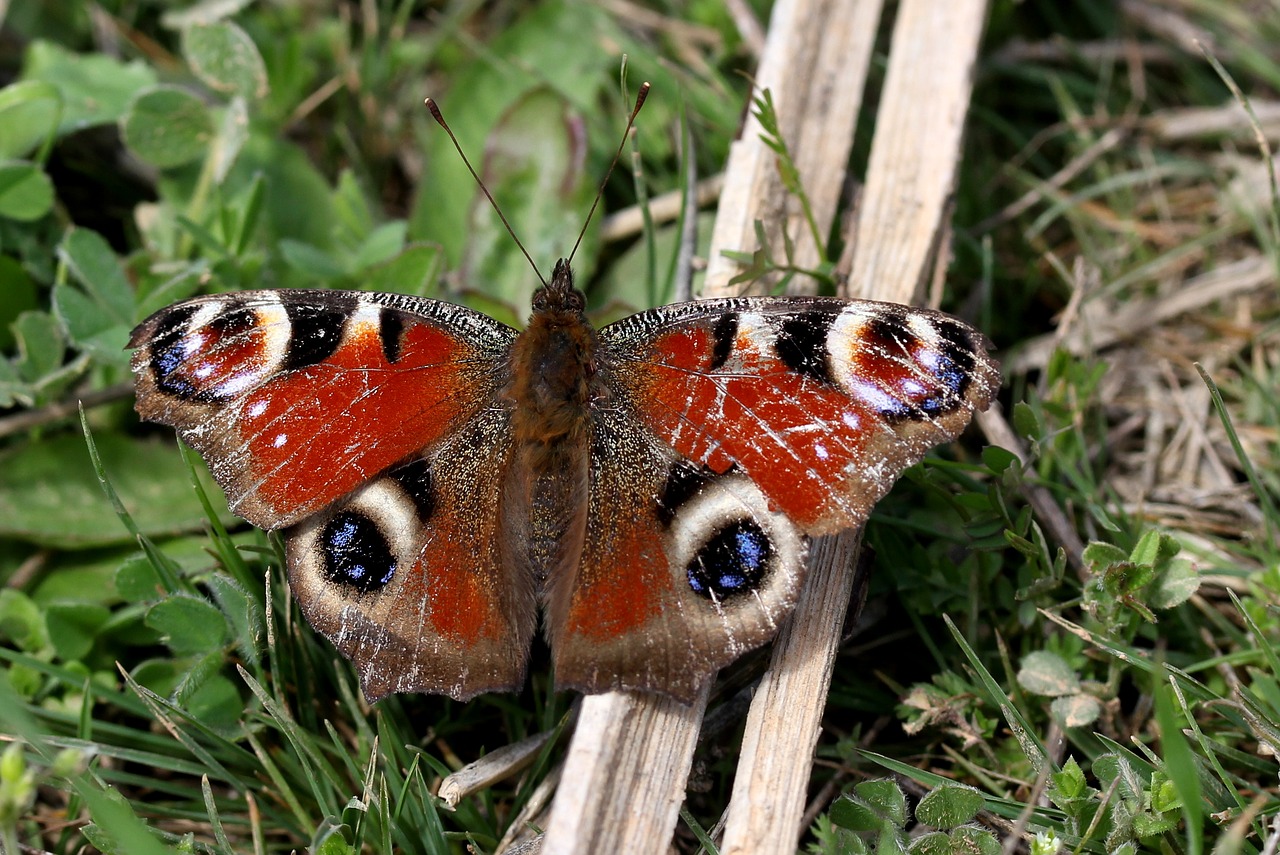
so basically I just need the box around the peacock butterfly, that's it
[128,89,998,704]
[128,259,998,703]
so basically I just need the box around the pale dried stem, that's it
[541,684,709,853]
[722,1,991,850]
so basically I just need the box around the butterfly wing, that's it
[545,297,997,701]
[600,297,1000,536]
[131,290,535,700]
[545,403,809,703]
[129,290,518,529]
[284,408,536,701]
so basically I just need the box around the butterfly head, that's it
[531,258,585,317]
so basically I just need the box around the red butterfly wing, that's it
[129,290,517,529]
[131,290,534,700]
[600,297,999,536]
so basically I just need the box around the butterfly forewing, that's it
[600,297,999,537]
[129,290,518,529]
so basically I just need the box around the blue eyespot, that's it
[322,511,396,592]
[687,520,773,600]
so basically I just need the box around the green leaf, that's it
[853,779,907,826]
[1082,541,1127,568]
[915,784,985,828]
[206,574,262,669]
[979,444,1019,474]
[314,827,356,855]
[210,96,250,185]
[145,596,229,655]
[0,433,236,548]
[0,80,62,158]
[45,602,111,661]
[121,86,214,169]
[1131,811,1178,837]
[280,239,346,280]
[1051,756,1088,801]
[353,221,408,272]
[230,134,336,247]
[1017,650,1080,697]
[1050,694,1101,728]
[829,795,886,833]
[0,360,30,409]
[362,243,443,297]
[0,161,54,221]
[21,41,157,133]
[830,779,908,833]
[115,556,166,603]
[458,88,594,312]
[411,2,615,268]
[184,672,242,732]
[0,254,39,351]
[182,22,268,100]
[909,831,952,855]
[1011,401,1042,441]
[1147,772,1181,813]
[333,169,375,238]
[1151,550,1200,610]
[1155,682,1203,849]
[949,826,1001,855]
[76,782,182,855]
[1129,530,1174,566]
[12,311,65,381]
[0,589,50,652]
[54,227,135,362]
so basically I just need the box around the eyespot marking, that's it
[686,519,773,601]
[322,511,396,593]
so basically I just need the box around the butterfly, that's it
[128,258,998,703]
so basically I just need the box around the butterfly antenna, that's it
[567,81,651,266]
[425,97,548,288]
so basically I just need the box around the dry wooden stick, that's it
[846,0,991,305]
[717,0,991,851]
[705,0,883,291]
[540,685,710,852]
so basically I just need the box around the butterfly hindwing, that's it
[545,405,809,703]
[601,297,1000,537]
[129,290,518,529]
[285,407,536,701]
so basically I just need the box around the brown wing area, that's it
[545,407,809,703]
[600,297,999,536]
[285,407,535,701]
[129,290,517,529]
